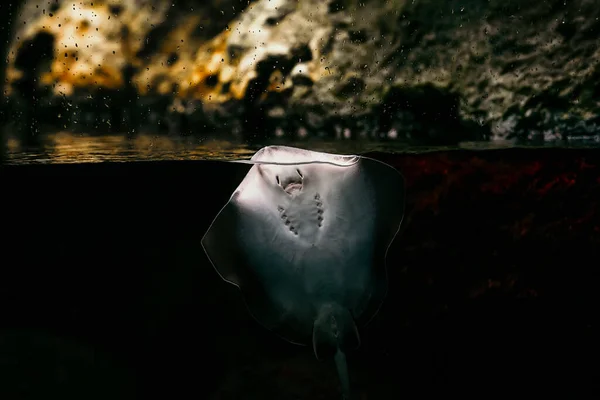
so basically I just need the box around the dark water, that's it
[1,137,599,398]
[3,130,600,164]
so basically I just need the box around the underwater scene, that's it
[1,1,599,399]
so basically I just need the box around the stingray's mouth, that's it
[277,169,304,195]
[284,182,303,195]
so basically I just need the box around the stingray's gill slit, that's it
[277,205,297,234]
[201,145,406,399]
[314,193,324,227]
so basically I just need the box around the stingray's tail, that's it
[312,303,360,399]
[334,347,351,399]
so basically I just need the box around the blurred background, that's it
[1,0,600,163]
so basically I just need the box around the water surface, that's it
[2,131,600,165]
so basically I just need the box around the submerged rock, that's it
[3,0,600,144]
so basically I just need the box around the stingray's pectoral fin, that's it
[312,303,360,399]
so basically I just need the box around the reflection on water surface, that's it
[3,132,257,164]
[2,131,600,165]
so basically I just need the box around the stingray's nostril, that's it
[296,169,303,178]
[276,175,281,185]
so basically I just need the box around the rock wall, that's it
[4,0,600,143]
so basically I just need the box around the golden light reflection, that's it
[5,1,169,95]
[3,131,258,164]
[2,131,447,165]
[5,0,330,104]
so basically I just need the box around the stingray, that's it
[202,145,405,399]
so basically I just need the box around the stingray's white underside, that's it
[202,145,405,345]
